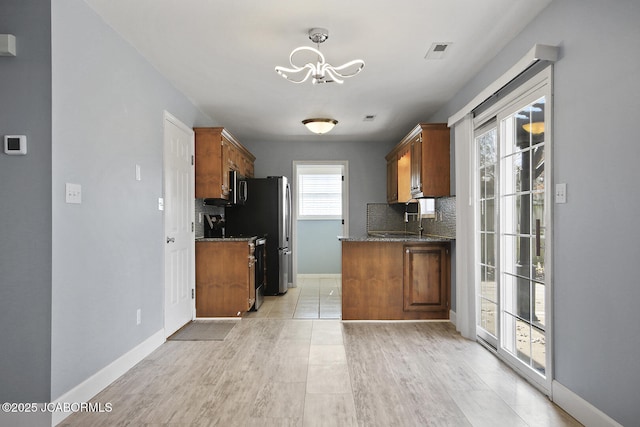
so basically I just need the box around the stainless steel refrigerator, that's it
[225,176,291,295]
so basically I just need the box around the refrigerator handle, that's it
[285,183,291,243]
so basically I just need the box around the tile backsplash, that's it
[194,199,225,238]
[367,196,456,239]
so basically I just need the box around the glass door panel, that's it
[473,68,552,392]
[475,125,498,346]
[499,96,548,382]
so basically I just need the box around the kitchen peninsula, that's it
[342,122,455,320]
[341,234,452,320]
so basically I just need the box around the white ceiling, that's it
[83,0,551,145]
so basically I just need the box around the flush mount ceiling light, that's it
[275,28,365,85]
[302,118,338,135]
[523,122,545,134]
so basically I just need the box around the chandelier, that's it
[275,28,365,85]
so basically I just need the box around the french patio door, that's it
[474,67,552,392]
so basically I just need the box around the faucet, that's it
[405,198,423,236]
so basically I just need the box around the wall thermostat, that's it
[4,135,27,155]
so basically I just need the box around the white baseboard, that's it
[342,319,451,323]
[51,329,165,426]
[552,380,623,427]
[297,273,342,280]
[449,309,457,326]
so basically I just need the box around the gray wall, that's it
[50,0,213,399]
[244,139,392,238]
[0,0,52,405]
[243,139,391,276]
[429,0,640,425]
[297,220,342,274]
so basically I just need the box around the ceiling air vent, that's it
[424,42,452,60]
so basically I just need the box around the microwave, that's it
[203,170,247,206]
[228,170,247,205]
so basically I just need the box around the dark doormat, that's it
[168,320,238,341]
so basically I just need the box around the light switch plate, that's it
[0,34,17,56]
[555,183,567,204]
[65,183,82,204]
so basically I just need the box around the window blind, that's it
[298,173,342,218]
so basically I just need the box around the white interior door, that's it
[163,112,194,337]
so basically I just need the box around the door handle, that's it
[166,237,175,244]
[535,219,541,257]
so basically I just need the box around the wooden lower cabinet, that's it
[196,240,255,317]
[403,244,449,312]
[342,240,450,320]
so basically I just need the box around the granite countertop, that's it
[339,231,454,242]
[196,236,257,242]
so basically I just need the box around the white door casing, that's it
[163,111,194,337]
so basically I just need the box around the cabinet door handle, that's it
[535,219,541,257]
[166,237,175,244]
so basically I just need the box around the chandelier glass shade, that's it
[302,118,338,134]
[275,28,365,85]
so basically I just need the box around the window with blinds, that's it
[297,165,343,219]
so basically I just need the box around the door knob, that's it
[166,237,175,244]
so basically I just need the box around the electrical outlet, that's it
[136,309,141,325]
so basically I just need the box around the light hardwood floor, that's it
[61,277,580,426]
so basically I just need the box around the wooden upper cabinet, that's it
[410,133,422,196]
[194,127,256,199]
[195,127,223,199]
[386,154,398,204]
[415,123,450,197]
[386,123,450,202]
[243,156,255,178]
[220,137,232,198]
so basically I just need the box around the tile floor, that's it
[60,275,581,426]
[245,275,342,320]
